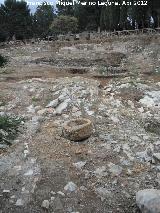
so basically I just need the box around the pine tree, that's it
[50,15,78,34]
[34,2,55,38]
[0,0,32,40]
[56,0,74,16]
[119,4,128,30]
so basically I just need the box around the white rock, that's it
[139,91,160,108]
[130,136,141,142]
[24,169,33,176]
[156,82,160,86]
[143,135,149,140]
[51,197,55,201]
[113,145,121,153]
[128,100,135,109]
[94,166,108,178]
[64,181,77,192]
[29,87,35,92]
[51,191,56,195]
[136,189,160,213]
[46,99,59,108]
[15,199,24,206]
[0,112,5,116]
[153,153,160,161]
[56,99,70,114]
[73,161,86,170]
[80,186,87,191]
[110,116,119,123]
[41,200,50,209]
[95,187,111,200]
[87,110,94,115]
[139,96,155,107]
[138,107,144,113]
[108,163,122,176]
[57,191,65,196]
[27,105,35,113]
[24,150,29,154]
[106,88,112,92]
[136,151,151,162]
[14,165,22,171]
[118,83,130,89]
[148,91,160,103]
[58,94,67,101]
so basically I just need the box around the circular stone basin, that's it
[63,118,93,141]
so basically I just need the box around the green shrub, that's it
[98,67,109,75]
[0,54,8,67]
[0,115,23,145]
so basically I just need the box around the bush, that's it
[50,15,78,34]
[0,115,23,145]
[0,31,7,42]
[0,54,8,67]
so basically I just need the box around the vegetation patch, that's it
[97,66,127,77]
[154,67,160,74]
[0,101,6,107]
[0,93,8,107]
[32,96,40,102]
[0,54,8,68]
[98,67,109,75]
[145,120,160,135]
[0,115,24,146]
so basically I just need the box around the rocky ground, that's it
[0,35,160,213]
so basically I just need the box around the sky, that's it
[0,0,57,13]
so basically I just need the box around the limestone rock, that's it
[46,99,59,108]
[73,161,86,170]
[41,200,50,209]
[136,189,160,213]
[153,153,160,161]
[94,166,108,178]
[108,163,122,176]
[56,99,70,114]
[27,105,35,113]
[15,199,24,206]
[64,181,77,192]
[95,187,112,200]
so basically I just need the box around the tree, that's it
[74,0,102,31]
[56,0,74,16]
[39,0,160,34]
[33,2,55,38]
[149,0,160,28]
[119,4,128,30]
[100,7,111,31]
[110,5,120,30]
[74,4,88,31]
[0,0,32,40]
[0,0,160,43]
[0,4,8,41]
[100,2,120,31]
[50,15,78,34]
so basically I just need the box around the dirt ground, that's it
[0,35,160,213]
